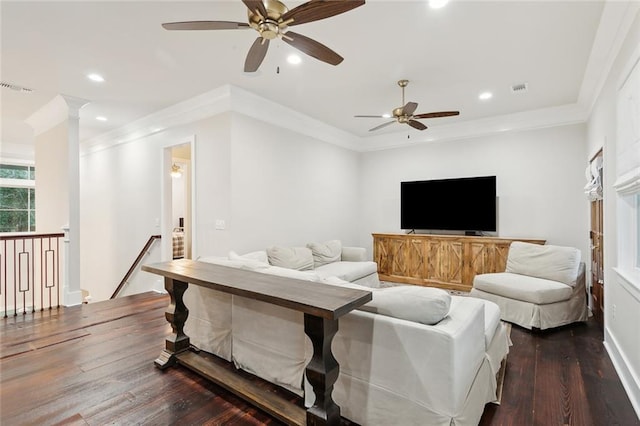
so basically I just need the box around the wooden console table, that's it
[141,259,372,426]
[373,233,546,292]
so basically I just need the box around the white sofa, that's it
[470,241,589,330]
[184,242,510,426]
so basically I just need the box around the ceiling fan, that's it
[355,80,460,131]
[162,0,365,72]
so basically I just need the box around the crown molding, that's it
[578,1,640,116]
[82,84,361,155]
[229,86,360,151]
[359,103,588,152]
[24,94,89,136]
[82,83,593,155]
[82,85,232,155]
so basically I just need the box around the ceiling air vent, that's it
[510,82,528,94]
[0,81,33,93]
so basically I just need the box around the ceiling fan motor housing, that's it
[249,0,288,39]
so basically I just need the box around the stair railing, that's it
[111,235,161,299]
[1,232,65,317]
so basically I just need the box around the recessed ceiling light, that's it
[96,116,107,121]
[382,113,392,118]
[87,73,105,82]
[287,54,302,65]
[429,0,450,9]
[478,92,493,101]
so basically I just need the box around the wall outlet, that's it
[215,219,226,230]
[612,304,617,320]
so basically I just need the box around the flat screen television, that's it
[401,176,497,233]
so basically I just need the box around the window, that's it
[0,163,36,232]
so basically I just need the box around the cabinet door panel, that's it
[428,240,463,284]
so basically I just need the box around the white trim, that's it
[82,83,593,154]
[0,178,35,189]
[0,158,34,166]
[606,269,640,419]
[24,94,89,137]
[161,135,197,262]
[617,37,640,91]
[614,167,640,195]
[604,334,640,419]
[361,103,587,152]
[613,267,640,302]
[580,1,640,115]
[82,86,232,155]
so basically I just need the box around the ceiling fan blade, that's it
[242,0,268,18]
[402,102,418,116]
[282,0,365,26]
[354,115,386,118]
[282,31,343,65]
[413,111,460,119]
[162,21,250,31]
[408,120,427,131]
[369,121,396,132]
[244,37,270,72]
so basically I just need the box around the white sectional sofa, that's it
[183,241,510,426]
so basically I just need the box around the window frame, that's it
[0,161,36,233]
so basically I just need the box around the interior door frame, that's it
[161,135,197,262]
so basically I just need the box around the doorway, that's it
[588,149,604,327]
[162,137,195,262]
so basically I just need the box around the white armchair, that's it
[470,241,589,330]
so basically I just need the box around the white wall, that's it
[228,114,361,253]
[359,124,590,257]
[587,8,640,416]
[79,111,360,301]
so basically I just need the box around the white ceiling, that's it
[0,1,629,149]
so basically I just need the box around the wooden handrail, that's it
[0,232,64,241]
[111,235,161,299]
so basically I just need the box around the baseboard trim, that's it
[604,326,640,419]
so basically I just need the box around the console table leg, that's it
[304,314,340,426]
[155,277,190,369]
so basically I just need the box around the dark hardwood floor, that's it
[1,292,637,426]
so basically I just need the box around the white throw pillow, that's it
[229,250,269,265]
[266,246,314,271]
[359,286,451,325]
[306,240,342,267]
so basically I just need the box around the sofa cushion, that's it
[258,265,320,281]
[314,261,377,283]
[266,246,314,271]
[340,246,367,262]
[199,256,270,272]
[473,272,573,304]
[307,240,342,267]
[229,250,268,265]
[359,285,451,325]
[506,242,581,286]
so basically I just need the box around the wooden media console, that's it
[142,259,372,426]
[373,233,546,292]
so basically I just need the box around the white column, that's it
[25,94,88,307]
[61,95,89,306]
